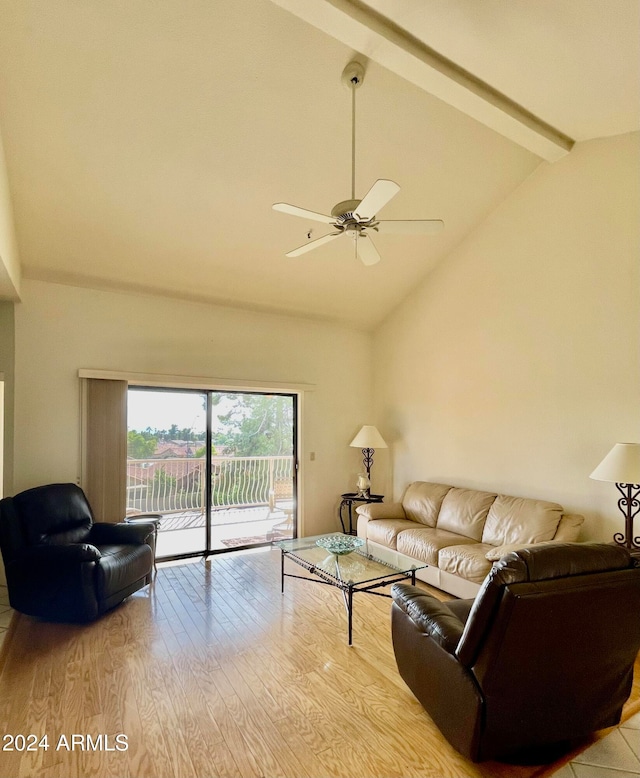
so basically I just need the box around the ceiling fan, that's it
[273,61,444,266]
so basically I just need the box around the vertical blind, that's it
[83,378,127,522]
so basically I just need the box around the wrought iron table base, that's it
[280,548,417,645]
[338,493,383,535]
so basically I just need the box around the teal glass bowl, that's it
[316,535,364,556]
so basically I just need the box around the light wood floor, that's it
[0,547,638,778]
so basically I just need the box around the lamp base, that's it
[356,472,370,499]
[613,482,640,551]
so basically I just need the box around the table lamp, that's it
[590,442,640,550]
[350,425,387,496]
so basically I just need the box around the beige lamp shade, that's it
[590,443,640,484]
[349,425,388,449]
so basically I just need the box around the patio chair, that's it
[266,478,294,540]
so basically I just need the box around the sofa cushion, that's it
[402,482,452,527]
[553,513,585,541]
[366,519,419,549]
[436,488,497,542]
[481,495,563,547]
[438,543,495,584]
[397,527,477,566]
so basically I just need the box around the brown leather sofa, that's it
[0,483,155,622]
[391,543,640,762]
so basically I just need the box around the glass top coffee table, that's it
[274,532,427,645]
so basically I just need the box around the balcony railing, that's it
[126,455,294,515]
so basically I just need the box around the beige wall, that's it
[373,132,640,541]
[0,301,14,583]
[0,301,14,498]
[0,120,19,518]
[8,133,640,558]
[13,279,373,537]
[0,124,20,299]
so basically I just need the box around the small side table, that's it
[339,493,384,535]
[629,548,640,568]
[125,515,162,577]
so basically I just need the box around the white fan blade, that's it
[356,179,400,219]
[376,219,444,234]
[356,233,381,266]
[273,202,335,225]
[285,232,342,257]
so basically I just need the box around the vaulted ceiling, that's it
[0,1,638,329]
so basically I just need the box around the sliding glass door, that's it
[126,387,297,560]
[208,392,296,551]
[127,388,208,557]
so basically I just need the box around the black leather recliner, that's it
[391,542,640,762]
[0,483,155,622]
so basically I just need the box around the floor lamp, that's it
[590,443,640,551]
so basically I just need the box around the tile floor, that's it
[552,711,640,777]
[0,580,637,777]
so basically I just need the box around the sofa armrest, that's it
[21,543,101,564]
[7,544,102,621]
[355,501,405,521]
[391,583,464,654]
[356,501,407,538]
[90,521,155,546]
[8,544,101,586]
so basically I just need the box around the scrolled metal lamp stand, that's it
[361,447,375,479]
[613,482,640,550]
[360,447,375,498]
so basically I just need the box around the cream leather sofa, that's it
[356,481,584,598]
